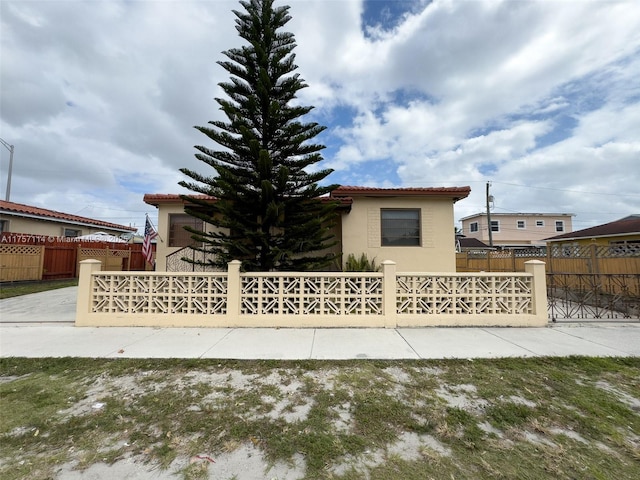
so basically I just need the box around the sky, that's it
[1,0,639,235]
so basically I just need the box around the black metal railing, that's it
[166,247,219,272]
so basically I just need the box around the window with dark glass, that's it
[64,228,80,237]
[381,209,420,246]
[169,214,203,247]
[490,220,500,232]
[555,221,564,232]
[470,222,479,233]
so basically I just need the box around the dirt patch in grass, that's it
[1,357,639,479]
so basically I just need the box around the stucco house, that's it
[545,215,640,255]
[0,200,137,239]
[143,185,471,272]
[459,212,574,248]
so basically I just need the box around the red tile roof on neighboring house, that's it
[0,200,137,232]
[545,215,640,241]
[330,185,471,202]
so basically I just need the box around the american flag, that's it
[142,216,158,265]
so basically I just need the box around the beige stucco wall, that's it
[153,196,458,272]
[340,196,457,272]
[156,203,191,270]
[461,214,573,246]
[0,215,129,239]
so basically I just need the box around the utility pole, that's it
[0,138,14,201]
[486,181,493,247]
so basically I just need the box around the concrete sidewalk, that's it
[1,287,639,359]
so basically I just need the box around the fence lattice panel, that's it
[240,274,384,315]
[0,244,44,281]
[91,273,228,315]
[396,274,533,315]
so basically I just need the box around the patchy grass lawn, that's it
[0,279,78,299]
[1,357,638,480]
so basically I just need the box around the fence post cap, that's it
[381,260,396,265]
[228,260,242,266]
[524,259,545,265]
[79,259,102,265]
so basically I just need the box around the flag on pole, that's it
[142,216,158,265]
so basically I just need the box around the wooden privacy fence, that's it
[0,233,154,282]
[456,245,640,274]
[0,244,45,282]
[78,247,132,271]
[76,259,548,328]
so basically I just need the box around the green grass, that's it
[0,279,78,299]
[1,357,639,479]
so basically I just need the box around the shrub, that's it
[344,253,380,272]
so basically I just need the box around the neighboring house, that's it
[0,200,137,239]
[459,212,574,248]
[545,215,640,255]
[143,185,471,272]
[456,235,492,252]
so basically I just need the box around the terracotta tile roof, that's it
[144,186,470,209]
[143,193,217,206]
[143,193,353,207]
[0,200,137,232]
[331,185,471,201]
[545,215,640,241]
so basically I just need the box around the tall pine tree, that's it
[179,0,338,272]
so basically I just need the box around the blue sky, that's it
[1,0,639,234]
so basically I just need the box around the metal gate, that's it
[547,273,640,321]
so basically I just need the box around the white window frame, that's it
[469,222,479,233]
[555,220,565,232]
[535,220,545,227]
[490,220,500,232]
[517,220,526,229]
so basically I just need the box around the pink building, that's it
[460,212,574,248]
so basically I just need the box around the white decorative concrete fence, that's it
[76,259,548,327]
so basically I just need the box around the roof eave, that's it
[546,231,640,242]
[143,194,217,207]
[331,186,471,200]
[0,210,136,233]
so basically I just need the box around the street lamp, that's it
[0,138,14,201]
